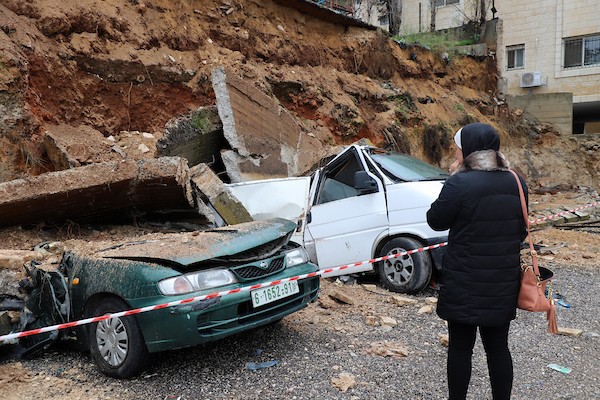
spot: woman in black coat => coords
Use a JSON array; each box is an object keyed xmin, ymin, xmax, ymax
[{"xmin": 427, "ymin": 123, "xmax": 527, "ymax": 400}]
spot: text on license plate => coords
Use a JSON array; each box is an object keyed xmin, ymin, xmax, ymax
[{"xmin": 251, "ymin": 281, "xmax": 299, "ymax": 308}]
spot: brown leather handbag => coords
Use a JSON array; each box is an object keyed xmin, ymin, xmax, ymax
[{"xmin": 509, "ymin": 170, "xmax": 558, "ymax": 334}]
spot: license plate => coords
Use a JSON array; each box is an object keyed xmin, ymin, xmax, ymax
[{"xmin": 251, "ymin": 281, "xmax": 299, "ymax": 308}]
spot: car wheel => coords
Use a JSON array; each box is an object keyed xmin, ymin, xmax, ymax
[
  {"xmin": 89, "ymin": 297, "xmax": 151, "ymax": 378},
  {"xmin": 377, "ymin": 237, "xmax": 432, "ymax": 294}
]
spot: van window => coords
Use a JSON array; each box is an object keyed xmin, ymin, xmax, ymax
[{"xmin": 316, "ymin": 151, "xmax": 362, "ymax": 204}]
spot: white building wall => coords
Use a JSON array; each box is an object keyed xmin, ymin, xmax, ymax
[
  {"xmin": 400, "ymin": 1, "xmax": 487, "ymax": 34},
  {"xmin": 498, "ymin": 0, "xmax": 600, "ymax": 102}
]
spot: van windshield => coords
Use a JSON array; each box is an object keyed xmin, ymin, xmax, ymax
[{"xmin": 369, "ymin": 151, "xmax": 449, "ymax": 182}]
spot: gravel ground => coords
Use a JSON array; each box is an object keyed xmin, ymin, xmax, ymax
[{"xmin": 1, "ymin": 262, "xmax": 598, "ymax": 400}]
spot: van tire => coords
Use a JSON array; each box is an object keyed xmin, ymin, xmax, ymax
[{"xmin": 376, "ymin": 237, "xmax": 432, "ymax": 294}]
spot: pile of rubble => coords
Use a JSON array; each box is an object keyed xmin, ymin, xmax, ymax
[{"xmin": 0, "ymin": 67, "xmax": 337, "ymax": 339}]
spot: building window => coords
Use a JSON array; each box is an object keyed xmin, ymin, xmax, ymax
[
  {"xmin": 506, "ymin": 45, "xmax": 525, "ymax": 70},
  {"xmin": 564, "ymin": 34, "xmax": 600, "ymax": 68},
  {"xmin": 435, "ymin": 0, "xmax": 459, "ymax": 6}
]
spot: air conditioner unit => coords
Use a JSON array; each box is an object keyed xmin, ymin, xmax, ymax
[{"xmin": 520, "ymin": 72, "xmax": 543, "ymax": 88}]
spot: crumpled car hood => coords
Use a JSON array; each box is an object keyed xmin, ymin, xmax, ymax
[{"xmin": 95, "ymin": 218, "xmax": 296, "ymax": 266}]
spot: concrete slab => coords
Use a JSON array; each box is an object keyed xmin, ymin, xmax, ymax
[
  {"xmin": 43, "ymin": 124, "xmax": 120, "ymax": 170},
  {"xmin": 212, "ymin": 67, "xmax": 303, "ymax": 181},
  {"xmin": 0, "ymin": 157, "xmax": 193, "ymax": 228},
  {"xmin": 156, "ymin": 106, "xmax": 226, "ymax": 168}
]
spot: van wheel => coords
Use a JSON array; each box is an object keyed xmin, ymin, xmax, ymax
[
  {"xmin": 89, "ymin": 297, "xmax": 151, "ymax": 378},
  {"xmin": 377, "ymin": 237, "xmax": 432, "ymax": 294}
]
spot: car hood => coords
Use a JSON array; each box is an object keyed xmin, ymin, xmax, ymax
[{"xmin": 95, "ymin": 218, "xmax": 296, "ymax": 267}]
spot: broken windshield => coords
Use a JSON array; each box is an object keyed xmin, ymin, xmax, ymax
[{"xmin": 369, "ymin": 151, "xmax": 449, "ymax": 182}]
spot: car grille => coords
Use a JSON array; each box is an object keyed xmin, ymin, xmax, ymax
[{"xmin": 229, "ymin": 255, "xmax": 285, "ymax": 281}]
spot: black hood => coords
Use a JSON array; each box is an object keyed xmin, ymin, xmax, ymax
[{"xmin": 460, "ymin": 123, "xmax": 500, "ymax": 159}]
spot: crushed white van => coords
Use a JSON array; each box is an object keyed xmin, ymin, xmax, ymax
[{"xmin": 226, "ymin": 144, "xmax": 449, "ymax": 294}]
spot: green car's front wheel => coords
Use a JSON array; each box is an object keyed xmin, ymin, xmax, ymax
[{"xmin": 89, "ymin": 297, "xmax": 151, "ymax": 378}]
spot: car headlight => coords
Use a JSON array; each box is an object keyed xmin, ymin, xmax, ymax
[
  {"xmin": 158, "ymin": 269, "xmax": 238, "ymax": 295},
  {"xmin": 284, "ymin": 246, "xmax": 309, "ymax": 268}
]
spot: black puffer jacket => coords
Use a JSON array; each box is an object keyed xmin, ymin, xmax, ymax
[{"xmin": 427, "ymin": 125, "xmax": 528, "ymax": 326}]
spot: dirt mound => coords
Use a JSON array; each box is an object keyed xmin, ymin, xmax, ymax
[{"xmin": 2, "ymin": 0, "xmax": 597, "ymax": 189}]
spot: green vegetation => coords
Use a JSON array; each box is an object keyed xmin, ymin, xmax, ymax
[
  {"xmin": 454, "ymin": 102, "xmax": 465, "ymax": 112},
  {"xmin": 389, "ymin": 91, "xmax": 419, "ymax": 125},
  {"xmin": 190, "ymin": 110, "xmax": 213, "ymax": 133},
  {"xmin": 391, "ymin": 91, "xmax": 417, "ymax": 112},
  {"xmin": 394, "ymin": 32, "xmax": 479, "ymax": 54}
]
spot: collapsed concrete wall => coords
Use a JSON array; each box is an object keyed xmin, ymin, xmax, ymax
[
  {"xmin": 211, "ymin": 67, "xmax": 324, "ymax": 182},
  {"xmin": 189, "ymin": 163, "xmax": 253, "ymax": 226},
  {"xmin": 0, "ymin": 157, "xmax": 193, "ymax": 228},
  {"xmin": 156, "ymin": 106, "xmax": 227, "ymax": 168}
]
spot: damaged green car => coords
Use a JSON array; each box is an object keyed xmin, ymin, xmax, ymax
[{"xmin": 22, "ymin": 218, "xmax": 320, "ymax": 378}]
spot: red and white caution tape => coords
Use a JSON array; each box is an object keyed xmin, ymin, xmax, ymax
[
  {"xmin": 0, "ymin": 242, "xmax": 447, "ymax": 343},
  {"xmin": 1, "ymin": 201, "xmax": 598, "ymax": 343},
  {"xmin": 529, "ymin": 201, "xmax": 600, "ymax": 225}
]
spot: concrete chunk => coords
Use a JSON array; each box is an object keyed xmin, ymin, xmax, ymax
[
  {"xmin": 189, "ymin": 163, "xmax": 252, "ymax": 226},
  {"xmin": 212, "ymin": 67, "xmax": 301, "ymax": 181},
  {"xmin": 156, "ymin": 106, "xmax": 226, "ymax": 168},
  {"xmin": 557, "ymin": 327, "xmax": 583, "ymax": 337},
  {"xmin": 43, "ymin": 124, "xmax": 118, "ymax": 170},
  {"xmin": 0, "ymin": 157, "xmax": 193, "ymax": 228}
]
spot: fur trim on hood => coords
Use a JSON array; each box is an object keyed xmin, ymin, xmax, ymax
[{"xmin": 452, "ymin": 149, "xmax": 510, "ymax": 175}]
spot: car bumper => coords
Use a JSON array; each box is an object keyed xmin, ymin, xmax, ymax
[{"xmin": 131, "ymin": 263, "xmax": 320, "ymax": 353}]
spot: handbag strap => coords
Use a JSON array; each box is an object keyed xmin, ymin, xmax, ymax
[{"xmin": 508, "ymin": 169, "xmax": 541, "ymax": 277}]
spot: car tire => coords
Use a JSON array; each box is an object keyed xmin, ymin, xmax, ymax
[
  {"xmin": 89, "ymin": 297, "xmax": 151, "ymax": 378},
  {"xmin": 376, "ymin": 237, "xmax": 432, "ymax": 294}
]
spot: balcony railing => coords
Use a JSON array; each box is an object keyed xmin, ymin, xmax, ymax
[{"xmin": 311, "ymin": 0, "xmax": 354, "ymax": 16}]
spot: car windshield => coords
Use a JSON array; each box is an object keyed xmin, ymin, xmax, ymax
[{"xmin": 368, "ymin": 150, "xmax": 449, "ymax": 182}]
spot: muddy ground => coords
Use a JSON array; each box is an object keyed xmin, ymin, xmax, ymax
[{"xmin": 0, "ymin": 190, "xmax": 598, "ymax": 400}]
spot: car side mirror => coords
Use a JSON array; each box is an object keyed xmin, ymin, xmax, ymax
[{"xmin": 353, "ymin": 171, "xmax": 378, "ymax": 195}]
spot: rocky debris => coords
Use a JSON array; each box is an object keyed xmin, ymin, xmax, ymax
[
  {"xmin": 557, "ymin": 327, "xmax": 583, "ymax": 337},
  {"xmin": 317, "ymin": 295, "xmax": 338, "ymax": 309},
  {"xmin": 365, "ymin": 341, "xmax": 409, "ymax": 358},
  {"xmin": 43, "ymin": 124, "xmax": 118, "ymax": 169},
  {"xmin": 331, "ymin": 372, "xmax": 356, "ymax": 392},
  {"xmin": 0, "ymin": 157, "xmax": 193, "ymax": 228},
  {"xmin": 424, "ymin": 296, "xmax": 438, "ymax": 305},
  {"xmin": 109, "ymin": 130, "xmax": 161, "ymax": 160},
  {"xmin": 388, "ymin": 295, "xmax": 418, "ymax": 306},
  {"xmin": 43, "ymin": 124, "xmax": 162, "ymax": 171},
  {"xmin": 365, "ymin": 315, "xmax": 398, "ymax": 328},
  {"xmin": 417, "ymin": 304, "xmax": 434, "ymax": 314},
  {"xmin": 0, "ymin": 311, "xmax": 19, "ymax": 335},
  {"xmin": 439, "ymin": 334, "xmax": 449, "ymax": 347},
  {"xmin": 379, "ymin": 316, "xmax": 398, "ymax": 327},
  {"xmin": 328, "ymin": 289, "xmax": 354, "ymax": 305}
]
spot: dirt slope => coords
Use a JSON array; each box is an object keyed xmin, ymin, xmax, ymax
[{"xmin": 1, "ymin": 0, "xmax": 597, "ymax": 189}]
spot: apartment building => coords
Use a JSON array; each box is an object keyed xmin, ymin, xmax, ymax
[{"xmin": 354, "ymin": 0, "xmax": 600, "ymax": 134}]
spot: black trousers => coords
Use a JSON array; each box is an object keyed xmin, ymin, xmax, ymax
[{"xmin": 447, "ymin": 321, "xmax": 513, "ymax": 400}]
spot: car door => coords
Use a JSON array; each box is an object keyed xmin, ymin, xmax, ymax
[{"xmin": 304, "ymin": 147, "xmax": 389, "ymax": 275}]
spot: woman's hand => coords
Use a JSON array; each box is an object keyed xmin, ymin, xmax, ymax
[{"xmin": 449, "ymin": 158, "xmax": 461, "ymax": 174}]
